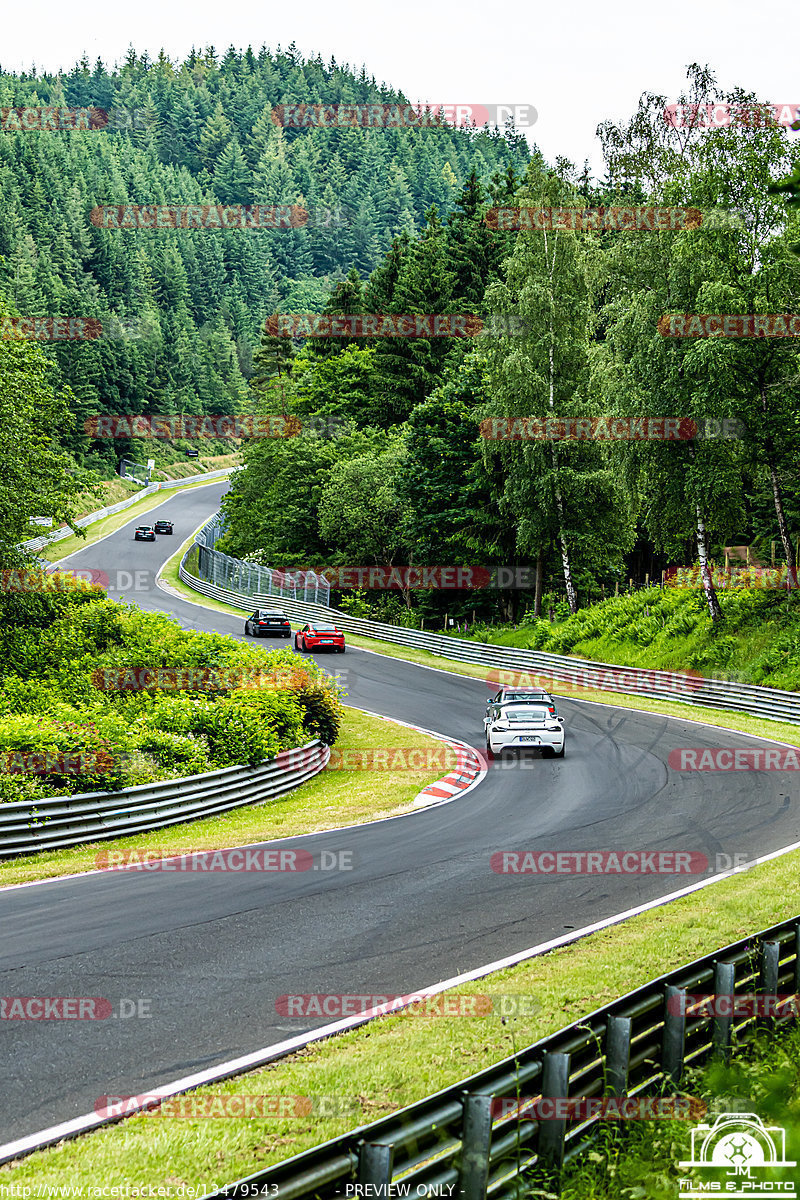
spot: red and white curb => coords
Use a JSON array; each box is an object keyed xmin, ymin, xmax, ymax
[
  {"xmin": 413, "ymin": 738, "xmax": 485, "ymax": 805},
  {"xmin": 347, "ymin": 706, "xmax": 486, "ymax": 808}
]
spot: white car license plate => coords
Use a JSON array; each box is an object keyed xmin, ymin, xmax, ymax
[{"xmin": 519, "ymin": 735, "xmax": 540, "ymax": 742}]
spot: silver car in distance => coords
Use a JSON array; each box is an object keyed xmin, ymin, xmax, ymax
[{"xmin": 484, "ymin": 702, "xmax": 565, "ymax": 760}]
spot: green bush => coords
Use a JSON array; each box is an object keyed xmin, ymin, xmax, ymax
[
  {"xmin": 0, "ymin": 772, "xmax": 50, "ymax": 804},
  {"xmin": 0, "ymin": 575, "xmax": 345, "ymax": 797},
  {"xmin": 197, "ymin": 695, "xmax": 282, "ymax": 766},
  {"xmin": 465, "ymin": 582, "xmax": 800, "ymax": 689},
  {"xmin": 0, "ymin": 713, "xmax": 128, "ymax": 796},
  {"xmin": 135, "ymin": 730, "xmax": 212, "ymax": 777},
  {"xmin": 293, "ymin": 681, "xmax": 344, "ymax": 745}
]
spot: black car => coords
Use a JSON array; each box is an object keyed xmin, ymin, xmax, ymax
[
  {"xmin": 134, "ymin": 526, "xmax": 156, "ymax": 542},
  {"xmin": 154, "ymin": 520, "xmax": 173, "ymax": 534},
  {"xmin": 485, "ymin": 687, "xmax": 558, "ymax": 722},
  {"xmin": 244, "ymin": 610, "xmax": 292, "ymax": 638}
]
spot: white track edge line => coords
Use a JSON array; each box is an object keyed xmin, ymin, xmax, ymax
[{"xmin": 4, "ymin": 833, "xmax": 800, "ymax": 1166}]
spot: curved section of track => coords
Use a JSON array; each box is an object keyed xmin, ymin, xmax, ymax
[{"xmin": 2, "ymin": 481, "xmax": 798, "ymax": 1146}]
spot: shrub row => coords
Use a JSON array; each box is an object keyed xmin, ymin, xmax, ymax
[{"xmin": 0, "ymin": 574, "xmax": 343, "ymax": 802}]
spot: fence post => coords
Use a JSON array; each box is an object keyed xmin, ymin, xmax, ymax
[
  {"xmin": 538, "ymin": 1051, "xmax": 570, "ymax": 1171},
  {"xmin": 760, "ymin": 941, "xmax": 781, "ymax": 1029},
  {"xmin": 358, "ymin": 1142, "xmax": 393, "ymax": 1188},
  {"xmin": 457, "ymin": 1093, "xmax": 493, "ymax": 1200},
  {"xmin": 662, "ymin": 986, "xmax": 686, "ymax": 1086},
  {"xmin": 794, "ymin": 923, "xmax": 800, "ymax": 993},
  {"xmin": 712, "ymin": 962, "xmax": 736, "ymax": 1061},
  {"xmin": 605, "ymin": 1016, "xmax": 632, "ymax": 1096}
]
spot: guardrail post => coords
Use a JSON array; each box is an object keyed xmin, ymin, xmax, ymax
[
  {"xmin": 457, "ymin": 1093, "xmax": 493, "ymax": 1200},
  {"xmin": 605, "ymin": 1016, "xmax": 631, "ymax": 1096},
  {"xmin": 662, "ymin": 986, "xmax": 686, "ymax": 1086},
  {"xmin": 359, "ymin": 1141, "xmax": 394, "ymax": 1188},
  {"xmin": 760, "ymin": 940, "xmax": 781, "ymax": 1029},
  {"xmin": 538, "ymin": 1052, "xmax": 570, "ymax": 1172},
  {"xmin": 712, "ymin": 962, "xmax": 735, "ymax": 1061}
]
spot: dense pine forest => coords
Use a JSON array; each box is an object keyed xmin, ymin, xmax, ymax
[
  {"xmin": 3, "ymin": 53, "xmax": 800, "ymax": 633},
  {"xmin": 0, "ymin": 44, "xmax": 529, "ymax": 471}
]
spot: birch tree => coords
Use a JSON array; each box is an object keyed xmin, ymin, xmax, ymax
[{"xmin": 483, "ymin": 165, "xmax": 634, "ymax": 614}]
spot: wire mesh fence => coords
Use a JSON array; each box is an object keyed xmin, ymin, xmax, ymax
[
  {"xmin": 118, "ymin": 457, "xmax": 150, "ymax": 485},
  {"xmin": 195, "ymin": 517, "xmax": 330, "ymax": 605}
]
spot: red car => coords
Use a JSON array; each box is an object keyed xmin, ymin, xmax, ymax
[{"xmin": 294, "ymin": 622, "xmax": 345, "ymax": 654}]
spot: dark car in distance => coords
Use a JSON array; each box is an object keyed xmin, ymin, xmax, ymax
[
  {"xmin": 485, "ymin": 687, "xmax": 558, "ymax": 722},
  {"xmin": 154, "ymin": 520, "xmax": 173, "ymax": 534},
  {"xmin": 244, "ymin": 610, "xmax": 292, "ymax": 638},
  {"xmin": 134, "ymin": 526, "xmax": 156, "ymax": 542}
]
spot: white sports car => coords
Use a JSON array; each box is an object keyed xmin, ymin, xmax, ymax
[{"xmin": 484, "ymin": 703, "xmax": 565, "ymax": 760}]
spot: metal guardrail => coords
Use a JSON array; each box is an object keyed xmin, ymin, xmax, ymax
[
  {"xmin": 0, "ymin": 741, "xmax": 327, "ymax": 858},
  {"xmin": 180, "ymin": 526, "xmax": 800, "ymax": 727},
  {"xmin": 21, "ymin": 467, "xmax": 235, "ymax": 554},
  {"xmin": 210, "ymin": 914, "xmax": 800, "ymax": 1199}
]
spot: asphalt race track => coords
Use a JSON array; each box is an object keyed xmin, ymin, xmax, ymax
[{"xmin": 2, "ymin": 481, "xmax": 799, "ymax": 1146}]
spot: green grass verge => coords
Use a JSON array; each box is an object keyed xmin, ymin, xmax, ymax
[
  {"xmin": 151, "ymin": 454, "xmax": 241, "ymax": 482},
  {"xmin": 41, "ymin": 474, "xmax": 234, "ymax": 564},
  {"xmin": 472, "ymin": 585, "xmax": 800, "ymax": 692},
  {"xmin": 3, "ymin": 846, "xmax": 800, "ymax": 1190},
  {"xmin": 0, "ymin": 706, "xmax": 453, "ymax": 888}
]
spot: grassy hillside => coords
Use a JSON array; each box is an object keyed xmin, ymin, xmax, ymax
[{"xmin": 471, "ymin": 586, "xmax": 800, "ymax": 690}]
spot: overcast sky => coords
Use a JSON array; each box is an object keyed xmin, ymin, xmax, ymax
[{"xmin": 4, "ymin": 0, "xmax": 798, "ymax": 175}]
